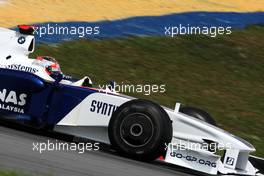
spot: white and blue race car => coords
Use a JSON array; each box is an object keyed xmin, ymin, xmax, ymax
[{"xmin": 0, "ymin": 25, "xmax": 262, "ymax": 175}]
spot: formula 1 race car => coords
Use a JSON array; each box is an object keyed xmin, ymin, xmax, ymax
[{"xmin": 0, "ymin": 25, "xmax": 262, "ymax": 175}]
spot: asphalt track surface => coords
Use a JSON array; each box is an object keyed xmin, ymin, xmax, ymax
[
  {"xmin": 1, "ymin": 123, "xmax": 263, "ymax": 176},
  {"xmin": 0, "ymin": 124, "xmax": 210, "ymax": 176}
]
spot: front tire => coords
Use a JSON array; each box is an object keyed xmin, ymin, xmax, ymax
[
  {"xmin": 180, "ymin": 107, "xmax": 217, "ymax": 126},
  {"xmin": 108, "ymin": 99, "xmax": 172, "ymax": 161}
]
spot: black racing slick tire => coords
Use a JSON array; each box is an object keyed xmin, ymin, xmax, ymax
[
  {"xmin": 179, "ymin": 106, "xmax": 217, "ymax": 126},
  {"xmin": 108, "ymin": 99, "xmax": 172, "ymax": 161}
]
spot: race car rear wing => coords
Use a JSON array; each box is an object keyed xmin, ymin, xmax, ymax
[{"xmin": 18, "ymin": 25, "xmax": 35, "ymax": 35}]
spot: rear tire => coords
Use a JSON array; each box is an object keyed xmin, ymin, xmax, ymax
[
  {"xmin": 108, "ymin": 99, "xmax": 172, "ymax": 161},
  {"xmin": 179, "ymin": 107, "xmax": 217, "ymax": 126}
]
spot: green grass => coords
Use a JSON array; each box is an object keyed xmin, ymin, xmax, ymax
[
  {"xmin": 0, "ymin": 170, "xmax": 51, "ymax": 176},
  {"xmin": 0, "ymin": 171, "xmax": 26, "ymax": 176},
  {"xmin": 31, "ymin": 25, "xmax": 264, "ymax": 157}
]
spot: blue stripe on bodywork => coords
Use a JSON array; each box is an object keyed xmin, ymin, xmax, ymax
[
  {"xmin": 45, "ymin": 84, "xmax": 98, "ymax": 125},
  {"xmin": 0, "ymin": 68, "xmax": 98, "ymax": 126}
]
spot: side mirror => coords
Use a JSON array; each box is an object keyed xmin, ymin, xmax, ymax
[
  {"xmin": 54, "ymin": 73, "xmax": 63, "ymax": 84},
  {"xmin": 108, "ymin": 80, "xmax": 117, "ymax": 92}
]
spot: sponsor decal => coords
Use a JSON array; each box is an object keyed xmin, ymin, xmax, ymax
[
  {"xmin": 90, "ymin": 100, "xmax": 118, "ymax": 116},
  {"xmin": 1, "ymin": 64, "xmax": 38, "ymax": 73},
  {"xmin": 170, "ymin": 152, "xmax": 217, "ymax": 168},
  {"xmin": 17, "ymin": 36, "xmax": 26, "ymax": 44},
  {"xmin": 0, "ymin": 89, "xmax": 28, "ymax": 114},
  {"xmin": 226, "ymin": 157, "xmax": 235, "ymax": 166}
]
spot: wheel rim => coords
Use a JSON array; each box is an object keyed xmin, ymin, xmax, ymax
[{"xmin": 119, "ymin": 112, "xmax": 154, "ymax": 148}]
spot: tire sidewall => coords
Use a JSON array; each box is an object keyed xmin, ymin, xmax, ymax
[{"xmin": 108, "ymin": 99, "xmax": 172, "ymax": 161}]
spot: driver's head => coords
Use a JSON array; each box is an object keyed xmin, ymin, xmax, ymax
[{"xmin": 36, "ymin": 56, "xmax": 62, "ymax": 79}]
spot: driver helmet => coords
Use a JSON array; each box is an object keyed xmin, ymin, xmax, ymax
[{"xmin": 36, "ymin": 56, "xmax": 62, "ymax": 79}]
